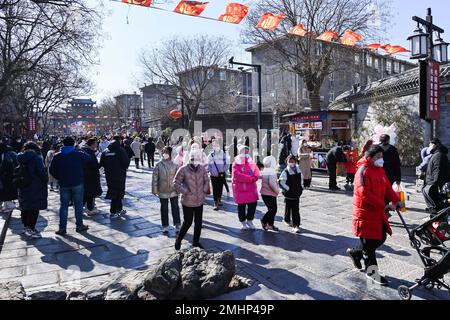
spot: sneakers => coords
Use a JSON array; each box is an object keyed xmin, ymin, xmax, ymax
[
  {"xmin": 86, "ymin": 209, "xmax": 99, "ymax": 216},
  {"xmin": 241, "ymin": 222, "xmax": 249, "ymax": 230},
  {"xmin": 55, "ymin": 229, "xmax": 67, "ymax": 236},
  {"xmin": 23, "ymin": 227, "xmax": 33, "ymax": 237},
  {"xmin": 292, "ymin": 227, "xmax": 301, "ymax": 234},
  {"xmin": 284, "ymin": 221, "xmax": 293, "ymax": 227},
  {"xmin": 366, "ymin": 269, "xmax": 388, "ymax": 286},
  {"xmin": 162, "ymin": 226, "xmax": 169, "ymax": 234},
  {"xmin": 346, "ymin": 248, "xmax": 363, "ymax": 270},
  {"xmin": 261, "ymin": 220, "xmax": 268, "ymax": 231},
  {"xmin": 76, "ymin": 225, "xmax": 89, "ymax": 233},
  {"xmin": 246, "ymin": 220, "xmax": 256, "ymax": 230},
  {"xmin": 267, "ymin": 225, "xmax": 279, "ymax": 232},
  {"xmin": 110, "ymin": 212, "xmax": 121, "ymax": 219},
  {"xmin": 119, "ymin": 210, "xmax": 127, "ymax": 215}
]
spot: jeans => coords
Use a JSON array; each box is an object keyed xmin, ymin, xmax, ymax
[
  {"xmin": 160, "ymin": 197, "xmax": 181, "ymax": 227},
  {"xmin": 261, "ymin": 195, "xmax": 277, "ymax": 226},
  {"xmin": 176, "ymin": 205, "xmax": 203, "ymax": 245},
  {"xmin": 59, "ymin": 184, "xmax": 84, "ymax": 230},
  {"xmin": 238, "ymin": 202, "xmax": 257, "ymax": 222},
  {"xmin": 21, "ymin": 209, "xmax": 39, "ymax": 229},
  {"xmin": 111, "ymin": 198, "xmax": 123, "ymax": 214},
  {"xmin": 211, "ymin": 176, "xmax": 225, "ymax": 202},
  {"xmin": 284, "ymin": 198, "xmax": 300, "ymax": 227}
]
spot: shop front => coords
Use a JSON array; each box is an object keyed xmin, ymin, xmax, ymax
[{"xmin": 283, "ymin": 111, "xmax": 353, "ymax": 171}]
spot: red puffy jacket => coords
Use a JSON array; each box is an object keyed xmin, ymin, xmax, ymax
[{"xmin": 352, "ymin": 157, "xmax": 400, "ymax": 241}]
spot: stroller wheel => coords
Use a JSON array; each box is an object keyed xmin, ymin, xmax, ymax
[
  {"xmin": 398, "ymin": 285, "xmax": 412, "ymax": 301},
  {"xmin": 425, "ymin": 282, "xmax": 435, "ymax": 290}
]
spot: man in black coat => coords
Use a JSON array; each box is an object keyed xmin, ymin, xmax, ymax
[
  {"xmin": 100, "ymin": 136, "xmax": 130, "ymax": 219},
  {"xmin": 379, "ymin": 134, "xmax": 402, "ymax": 186},
  {"xmin": 81, "ymin": 138, "xmax": 102, "ymax": 216},
  {"xmin": 326, "ymin": 144, "xmax": 346, "ymax": 190},
  {"xmin": 423, "ymin": 138, "xmax": 450, "ymax": 216},
  {"xmin": 144, "ymin": 138, "xmax": 156, "ymax": 168},
  {"xmin": 0, "ymin": 143, "xmax": 18, "ymax": 212}
]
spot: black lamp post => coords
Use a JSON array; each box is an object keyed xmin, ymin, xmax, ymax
[
  {"xmin": 408, "ymin": 8, "xmax": 447, "ymax": 139},
  {"xmin": 228, "ymin": 56, "xmax": 262, "ymax": 148}
]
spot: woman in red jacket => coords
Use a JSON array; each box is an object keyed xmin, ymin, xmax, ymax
[{"xmin": 347, "ymin": 145, "xmax": 403, "ymax": 286}]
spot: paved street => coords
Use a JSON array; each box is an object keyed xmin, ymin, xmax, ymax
[{"xmin": 0, "ymin": 163, "xmax": 449, "ymax": 300}]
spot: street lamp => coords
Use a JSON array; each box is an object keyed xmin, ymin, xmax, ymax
[
  {"xmin": 407, "ymin": 25, "xmax": 429, "ymax": 59},
  {"xmin": 228, "ymin": 56, "xmax": 262, "ymax": 149},
  {"xmin": 433, "ymin": 34, "xmax": 449, "ymax": 63}
]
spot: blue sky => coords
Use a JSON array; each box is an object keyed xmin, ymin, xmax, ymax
[{"xmin": 88, "ymin": 0, "xmax": 450, "ymax": 102}]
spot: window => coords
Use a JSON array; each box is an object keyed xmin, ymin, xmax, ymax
[
  {"xmin": 355, "ymin": 54, "xmax": 360, "ymax": 65},
  {"xmin": 329, "ymin": 73, "xmax": 334, "ymax": 88},
  {"xmin": 219, "ymin": 70, "xmax": 226, "ymax": 81},
  {"xmin": 316, "ymin": 42, "xmax": 323, "ymax": 56},
  {"xmin": 386, "ymin": 60, "xmax": 392, "ymax": 74},
  {"xmin": 394, "ymin": 61, "xmax": 400, "ymax": 73},
  {"xmin": 355, "ymin": 72, "xmax": 361, "ymax": 84},
  {"xmin": 207, "ymin": 69, "xmax": 215, "ymax": 79},
  {"xmin": 302, "ymin": 88, "xmax": 309, "ymax": 100},
  {"xmin": 401, "ymin": 64, "xmax": 405, "ymax": 73},
  {"xmin": 374, "ymin": 58, "xmax": 379, "ymax": 70},
  {"xmin": 329, "ymin": 91, "xmax": 335, "ymax": 102},
  {"xmin": 366, "ymin": 54, "xmax": 372, "ymax": 67}
]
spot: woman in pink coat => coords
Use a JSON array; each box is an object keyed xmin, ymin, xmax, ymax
[{"xmin": 232, "ymin": 145, "xmax": 260, "ymax": 230}]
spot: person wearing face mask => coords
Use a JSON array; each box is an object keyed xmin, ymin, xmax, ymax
[
  {"xmin": 152, "ymin": 147, "xmax": 181, "ymax": 234},
  {"xmin": 208, "ymin": 141, "xmax": 228, "ymax": 211},
  {"xmin": 173, "ymin": 149, "xmax": 210, "ymax": 250},
  {"xmin": 379, "ymin": 134, "xmax": 402, "ymax": 187},
  {"xmin": 298, "ymin": 139, "xmax": 312, "ymax": 189},
  {"xmin": 347, "ymin": 145, "xmax": 403, "ymax": 286},
  {"xmin": 232, "ymin": 145, "xmax": 260, "ymax": 230},
  {"xmin": 279, "ymin": 155, "xmax": 303, "ymax": 234},
  {"xmin": 260, "ymin": 156, "xmax": 280, "ymax": 231},
  {"xmin": 423, "ymin": 138, "xmax": 450, "ymax": 217}
]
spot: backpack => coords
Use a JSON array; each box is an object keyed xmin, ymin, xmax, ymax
[{"xmin": 12, "ymin": 163, "xmax": 32, "ymax": 189}]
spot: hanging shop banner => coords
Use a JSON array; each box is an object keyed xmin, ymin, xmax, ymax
[
  {"xmin": 174, "ymin": 1, "xmax": 208, "ymax": 16},
  {"xmin": 295, "ymin": 122, "xmax": 322, "ymax": 130},
  {"xmin": 289, "ymin": 112, "xmax": 327, "ymax": 123},
  {"xmin": 256, "ymin": 13, "xmax": 286, "ymax": 30},
  {"xmin": 331, "ymin": 120, "xmax": 349, "ymax": 129}
]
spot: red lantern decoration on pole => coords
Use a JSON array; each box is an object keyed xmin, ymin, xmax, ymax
[{"xmin": 169, "ymin": 110, "xmax": 183, "ymax": 121}]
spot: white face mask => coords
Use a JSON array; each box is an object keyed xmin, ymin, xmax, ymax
[
  {"xmin": 163, "ymin": 154, "xmax": 170, "ymax": 160},
  {"xmin": 289, "ymin": 163, "xmax": 296, "ymax": 168},
  {"xmin": 373, "ymin": 158, "xmax": 384, "ymax": 168}
]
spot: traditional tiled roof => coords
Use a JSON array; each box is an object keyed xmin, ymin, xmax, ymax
[{"xmin": 330, "ymin": 63, "xmax": 450, "ymax": 110}]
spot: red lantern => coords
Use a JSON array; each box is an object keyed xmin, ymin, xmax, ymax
[{"xmin": 169, "ymin": 110, "xmax": 182, "ymax": 120}]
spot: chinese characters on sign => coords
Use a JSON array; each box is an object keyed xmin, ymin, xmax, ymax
[
  {"xmin": 28, "ymin": 117, "xmax": 36, "ymax": 132},
  {"xmin": 428, "ymin": 60, "xmax": 440, "ymax": 120}
]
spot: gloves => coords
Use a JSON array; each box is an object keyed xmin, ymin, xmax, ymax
[
  {"xmin": 395, "ymin": 201, "xmax": 404, "ymax": 209},
  {"xmin": 385, "ymin": 204, "xmax": 396, "ymax": 211}
]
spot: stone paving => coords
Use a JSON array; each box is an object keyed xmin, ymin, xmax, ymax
[{"xmin": 0, "ymin": 162, "xmax": 449, "ymax": 300}]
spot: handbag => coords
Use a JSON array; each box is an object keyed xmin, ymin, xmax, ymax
[{"xmin": 213, "ymin": 153, "xmax": 226, "ymax": 179}]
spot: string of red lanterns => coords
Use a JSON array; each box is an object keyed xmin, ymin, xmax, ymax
[{"xmin": 113, "ymin": 1, "xmax": 408, "ymax": 55}]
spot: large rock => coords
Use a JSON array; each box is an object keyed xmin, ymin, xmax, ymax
[
  {"xmin": 144, "ymin": 248, "xmax": 235, "ymax": 300},
  {"xmin": 0, "ymin": 281, "xmax": 26, "ymax": 300},
  {"xmin": 104, "ymin": 271, "xmax": 146, "ymax": 300}
]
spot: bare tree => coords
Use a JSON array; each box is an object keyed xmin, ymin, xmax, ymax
[
  {"xmin": 139, "ymin": 35, "xmax": 234, "ymax": 132},
  {"xmin": 242, "ymin": 0, "xmax": 392, "ymax": 111},
  {"xmin": 0, "ymin": 0, "xmax": 103, "ymax": 135},
  {"xmin": 96, "ymin": 94, "xmax": 129, "ymax": 132}
]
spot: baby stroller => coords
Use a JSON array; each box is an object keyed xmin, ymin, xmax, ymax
[{"xmin": 396, "ymin": 204, "xmax": 450, "ymax": 300}]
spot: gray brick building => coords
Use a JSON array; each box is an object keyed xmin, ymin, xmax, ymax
[{"xmin": 246, "ymin": 40, "xmax": 416, "ymax": 112}]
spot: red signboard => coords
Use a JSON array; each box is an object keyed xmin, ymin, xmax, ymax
[
  {"xmin": 427, "ymin": 60, "xmax": 440, "ymax": 120},
  {"xmin": 28, "ymin": 117, "xmax": 36, "ymax": 132},
  {"xmin": 289, "ymin": 112, "xmax": 327, "ymax": 123}
]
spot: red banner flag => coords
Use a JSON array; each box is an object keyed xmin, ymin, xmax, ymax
[
  {"xmin": 364, "ymin": 43, "xmax": 381, "ymax": 52},
  {"xmin": 289, "ymin": 24, "xmax": 308, "ymax": 36},
  {"xmin": 381, "ymin": 44, "xmax": 409, "ymax": 55},
  {"xmin": 316, "ymin": 30, "xmax": 339, "ymax": 42},
  {"xmin": 340, "ymin": 30, "xmax": 362, "ymax": 46},
  {"xmin": 121, "ymin": 0, "xmax": 152, "ymax": 7},
  {"xmin": 218, "ymin": 3, "xmax": 248, "ymax": 24},
  {"xmin": 174, "ymin": 1, "xmax": 208, "ymax": 16},
  {"xmin": 256, "ymin": 13, "xmax": 286, "ymax": 30}
]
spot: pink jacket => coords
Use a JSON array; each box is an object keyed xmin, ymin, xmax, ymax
[{"xmin": 232, "ymin": 155, "xmax": 260, "ymax": 204}]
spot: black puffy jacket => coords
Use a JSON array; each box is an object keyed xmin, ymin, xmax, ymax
[
  {"xmin": 426, "ymin": 145, "xmax": 450, "ymax": 188},
  {"xmin": 100, "ymin": 141, "xmax": 129, "ymax": 200}
]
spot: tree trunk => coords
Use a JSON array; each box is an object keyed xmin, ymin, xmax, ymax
[{"xmin": 308, "ymin": 90, "xmax": 321, "ymax": 112}]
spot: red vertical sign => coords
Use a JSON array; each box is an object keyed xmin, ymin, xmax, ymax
[
  {"xmin": 427, "ymin": 60, "xmax": 440, "ymax": 120},
  {"xmin": 28, "ymin": 117, "xmax": 36, "ymax": 132}
]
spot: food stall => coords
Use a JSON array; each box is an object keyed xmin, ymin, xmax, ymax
[{"xmin": 283, "ymin": 111, "xmax": 354, "ymax": 171}]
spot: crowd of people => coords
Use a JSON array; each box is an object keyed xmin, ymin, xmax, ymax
[{"xmin": 0, "ymin": 131, "xmax": 449, "ymax": 287}]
